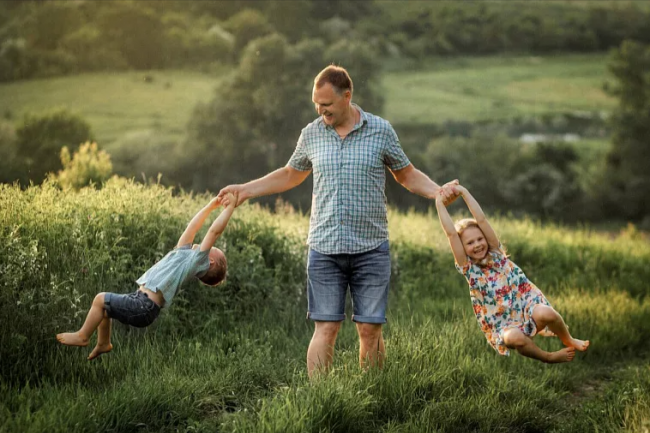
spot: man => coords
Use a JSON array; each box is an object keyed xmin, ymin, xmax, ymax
[{"xmin": 217, "ymin": 65, "xmax": 457, "ymax": 377}]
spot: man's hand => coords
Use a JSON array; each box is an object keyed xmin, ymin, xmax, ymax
[
  {"xmin": 217, "ymin": 185, "xmax": 247, "ymax": 207},
  {"xmin": 221, "ymin": 191, "xmax": 238, "ymax": 209},
  {"xmin": 440, "ymin": 179, "xmax": 461, "ymax": 206}
]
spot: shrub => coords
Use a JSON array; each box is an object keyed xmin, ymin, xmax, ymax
[{"xmin": 52, "ymin": 142, "xmax": 113, "ymax": 190}]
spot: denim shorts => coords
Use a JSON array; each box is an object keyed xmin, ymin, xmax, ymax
[
  {"xmin": 104, "ymin": 290, "xmax": 161, "ymax": 328},
  {"xmin": 306, "ymin": 240, "xmax": 391, "ymax": 324}
]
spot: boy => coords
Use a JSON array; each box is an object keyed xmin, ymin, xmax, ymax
[{"xmin": 56, "ymin": 192, "xmax": 238, "ymax": 360}]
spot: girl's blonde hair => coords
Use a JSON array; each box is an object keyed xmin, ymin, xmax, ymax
[{"xmin": 454, "ymin": 218, "xmax": 507, "ymax": 266}]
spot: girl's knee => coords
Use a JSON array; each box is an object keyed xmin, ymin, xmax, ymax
[
  {"xmin": 502, "ymin": 328, "xmax": 526, "ymax": 348},
  {"xmin": 534, "ymin": 305, "xmax": 559, "ymax": 324}
]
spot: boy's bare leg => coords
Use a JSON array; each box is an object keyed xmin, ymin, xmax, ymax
[
  {"xmin": 503, "ymin": 327, "xmax": 575, "ymax": 363},
  {"xmin": 532, "ymin": 305, "xmax": 589, "ymax": 351},
  {"xmin": 307, "ymin": 321, "xmax": 341, "ymax": 378},
  {"xmin": 57, "ymin": 293, "xmax": 107, "ymax": 347},
  {"xmin": 356, "ymin": 323, "xmax": 385, "ymax": 370},
  {"xmin": 88, "ymin": 312, "xmax": 113, "ymax": 361}
]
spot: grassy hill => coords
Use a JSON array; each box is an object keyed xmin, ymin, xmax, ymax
[
  {"xmin": 1, "ymin": 181, "xmax": 649, "ymax": 432},
  {"xmin": 0, "ymin": 54, "xmax": 614, "ymax": 152},
  {"xmin": 383, "ymin": 54, "xmax": 614, "ymax": 125}
]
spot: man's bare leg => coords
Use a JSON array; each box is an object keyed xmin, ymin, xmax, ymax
[
  {"xmin": 88, "ymin": 312, "xmax": 113, "ymax": 361},
  {"xmin": 356, "ymin": 323, "xmax": 385, "ymax": 370},
  {"xmin": 503, "ymin": 328, "xmax": 575, "ymax": 363},
  {"xmin": 532, "ymin": 305, "xmax": 589, "ymax": 351},
  {"xmin": 307, "ymin": 321, "xmax": 341, "ymax": 378},
  {"xmin": 57, "ymin": 293, "xmax": 106, "ymax": 347}
]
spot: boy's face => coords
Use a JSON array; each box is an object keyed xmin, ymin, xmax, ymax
[{"xmin": 460, "ymin": 227, "xmax": 489, "ymax": 261}]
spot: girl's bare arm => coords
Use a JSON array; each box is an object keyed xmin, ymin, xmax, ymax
[
  {"xmin": 457, "ymin": 186, "xmax": 500, "ymax": 250},
  {"xmin": 435, "ymin": 193, "xmax": 468, "ymax": 267}
]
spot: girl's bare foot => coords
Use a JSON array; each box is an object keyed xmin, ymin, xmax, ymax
[
  {"xmin": 537, "ymin": 327, "xmax": 556, "ymax": 337},
  {"xmin": 88, "ymin": 343, "xmax": 113, "ymax": 361},
  {"xmin": 568, "ymin": 338, "xmax": 590, "ymax": 351},
  {"xmin": 546, "ymin": 347, "xmax": 575, "ymax": 363},
  {"xmin": 56, "ymin": 332, "xmax": 89, "ymax": 347}
]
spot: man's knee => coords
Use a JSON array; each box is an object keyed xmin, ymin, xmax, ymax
[
  {"xmin": 357, "ymin": 323, "xmax": 382, "ymax": 342},
  {"xmin": 314, "ymin": 321, "xmax": 341, "ymax": 341}
]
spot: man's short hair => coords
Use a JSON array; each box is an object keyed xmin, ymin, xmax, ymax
[
  {"xmin": 199, "ymin": 253, "xmax": 227, "ymax": 286},
  {"xmin": 314, "ymin": 65, "xmax": 353, "ymax": 95}
]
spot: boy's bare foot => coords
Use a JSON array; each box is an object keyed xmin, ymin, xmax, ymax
[
  {"xmin": 88, "ymin": 343, "xmax": 113, "ymax": 361},
  {"xmin": 568, "ymin": 338, "xmax": 590, "ymax": 352},
  {"xmin": 546, "ymin": 347, "xmax": 575, "ymax": 363},
  {"xmin": 56, "ymin": 332, "xmax": 89, "ymax": 347}
]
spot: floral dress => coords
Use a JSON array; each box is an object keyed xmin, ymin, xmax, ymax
[{"xmin": 455, "ymin": 246, "xmax": 551, "ymax": 356}]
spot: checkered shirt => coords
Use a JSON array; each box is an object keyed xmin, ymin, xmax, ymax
[{"xmin": 287, "ymin": 104, "xmax": 410, "ymax": 255}]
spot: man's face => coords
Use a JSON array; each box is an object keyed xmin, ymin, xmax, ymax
[{"xmin": 312, "ymin": 82, "xmax": 351, "ymax": 127}]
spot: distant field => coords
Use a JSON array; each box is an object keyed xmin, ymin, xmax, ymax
[
  {"xmin": 382, "ymin": 54, "xmax": 615, "ymax": 124},
  {"xmin": 0, "ymin": 70, "xmax": 226, "ymax": 148},
  {"xmin": 0, "ymin": 54, "xmax": 615, "ymax": 149}
]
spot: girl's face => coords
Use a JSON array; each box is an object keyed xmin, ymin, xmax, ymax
[{"xmin": 460, "ymin": 226, "xmax": 489, "ymax": 261}]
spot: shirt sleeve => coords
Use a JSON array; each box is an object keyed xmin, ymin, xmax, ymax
[
  {"xmin": 287, "ymin": 131, "xmax": 312, "ymax": 171},
  {"xmin": 382, "ymin": 125, "xmax": 410, "ymax": 171},
  {"xmin": 192, "ymin": 248, "xmax": 211, "ymax": 278}
]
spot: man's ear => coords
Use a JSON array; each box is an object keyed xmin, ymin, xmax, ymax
[{"xmin": 209, "ymin": 257, "xmax": 215, "ymax": 266}]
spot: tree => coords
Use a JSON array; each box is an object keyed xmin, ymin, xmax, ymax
[
  {"xmin": 182, "ymin": 34, "xmax": 384, "ymax": 207},
  {"xmin": 15, "ymin": 109, "xmax": 93, "ymax": 185},
  {"xmin": 601, "ymin": 40, "xmax": 650, "ymax": 221}
]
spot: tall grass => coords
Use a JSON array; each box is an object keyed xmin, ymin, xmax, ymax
[{"xmin": 1, "ymin": 183, "xmax": 649, "ymax": 432}]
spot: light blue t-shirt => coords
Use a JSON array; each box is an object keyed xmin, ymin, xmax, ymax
[{"xmin": 136, "ymin": 244, "xmax": 210, "ymax": 307}]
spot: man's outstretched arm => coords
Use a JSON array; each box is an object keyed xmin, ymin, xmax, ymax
[
  {"xmin": 390, "ymin": 164, "xmax": 459, "ymax": 202},
  {"xmin": 217, "ymin": 166, "xmax": 311, "ymax": 206}
]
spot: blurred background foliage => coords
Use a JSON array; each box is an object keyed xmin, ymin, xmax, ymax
[{"xmin": 1, "ymin": 0, "xmax": 649, "ymax": 226}]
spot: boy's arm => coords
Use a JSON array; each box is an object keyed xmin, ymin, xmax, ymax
[
  {"xmin": 435, "ymin": 193, "xmax": 468, "ymax": 267},
  {"xmin": 177, "ymin": 197, "xmax": 221, "ymax": 248},
  {"xmin": 457, "ymin": 186, "xmax": 500, "ymax": 250},
  {"xmin": 199, "ymin": 193, "xmax": 237, "ymax": 252}
]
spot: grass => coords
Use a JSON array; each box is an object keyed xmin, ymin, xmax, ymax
[
  {"xmin": 0, "ymin": 54, "xmax": 615, "ymax": 151},
  {"xmin": 382, "ymin": 54, "xmax": 615, "ymax": 125},
  {"xmin": 0, "ymin": 69, "xmax": 227, "ymax": 148},
  {"xmin": 1, "ymin": 182, "xmax": 649, "ymax": 432}
]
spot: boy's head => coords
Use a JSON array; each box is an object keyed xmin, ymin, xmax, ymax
[{"xmin": 199, "ymin": 247, "xmax": 227, "ymax": 286}]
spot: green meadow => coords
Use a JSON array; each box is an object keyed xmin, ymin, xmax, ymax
[
  {"xmin": 1, "ymin": 180, "xmax": 649, "ymax": 432},
  {"xmin": 0, "ymin": 54, "xmax": 614, "ymax": 150}
]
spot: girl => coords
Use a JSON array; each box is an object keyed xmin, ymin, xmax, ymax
[{"xmin": 435, "ymin": 183, "xmax": 589, "ymax": 363}]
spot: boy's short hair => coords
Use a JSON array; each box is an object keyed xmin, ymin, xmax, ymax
[{"xmin": 199, "ymin": 253, "xmax": 227, "ymax": 286}]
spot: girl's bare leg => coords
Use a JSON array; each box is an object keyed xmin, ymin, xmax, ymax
[
  {"xmin": 502, "ymin": 327, "xmax": 575, "ymax": 363},
  {"xmin": 56, "ymin": 293, "xmax": 107, "ymax": 347},
  {"xmin": 532, "ymin": 305, "xmax": 589, "ymax": 351},
  {"xmin": 88, "ymin": 312, "xmax": 113, "ymax": 361}
]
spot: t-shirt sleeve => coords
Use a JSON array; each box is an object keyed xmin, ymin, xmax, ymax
[
  {"xmin": 287, "ymin": 131, "xmax": 312, "ymax": 171},
  {"xmin": 382, "ymin": 125, "xmax": 410, "ymax": 171},
  {"xmin": 191, "ymin": 248, "xmax": 211, "ymax": 278}
]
